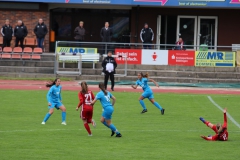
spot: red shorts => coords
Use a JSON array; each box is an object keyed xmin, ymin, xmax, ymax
[{"xmin": 80, "ymin": 105, "xmax": 93, "ymax": 122}]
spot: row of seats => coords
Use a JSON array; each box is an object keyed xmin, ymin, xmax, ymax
[
  {"xmin": 0, "ymin": 37, "xmax": 41, "ymax": 46},
  {"xmin": 0, "ymin": 47, "xmax": 42, "ymax": 60}
]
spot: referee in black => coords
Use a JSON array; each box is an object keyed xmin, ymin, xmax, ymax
[{"xmin": 102, "ymin": 51, "xmax": 117, "ymax": 91}]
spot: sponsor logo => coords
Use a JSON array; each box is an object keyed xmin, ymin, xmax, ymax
[
  {"xmin": 141, "ymin": 50, "xmax": 168, "ymax": 65},
  {"xmin": 195, "ymin": 51, "xmax": 235, "ymax": 67},
  {"xmin": 115, "ymin": 49, "xmax": 142, "ymax": 64},
  {"xmin": 168, "ymin": 50, "xmax": 195, "ymax": 66}
]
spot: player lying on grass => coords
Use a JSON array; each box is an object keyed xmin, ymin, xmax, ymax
[
  {"xmin": 131, "ymin": 72, "xmax": 165, "ymax": 114},
  {"xmin": 76, "ymin": 81, "xmax": 96, "ymax": 136},
  {"xmin": 199, "ymin": 108, "xmax": 228, "ymax": 141},
  {"xmin": 42, "ymin": 78, "xmax": 67, "ymax": 125},
  {"xmin": 91, "ymin": 82, "xmax": 122, "ymax": 137}
]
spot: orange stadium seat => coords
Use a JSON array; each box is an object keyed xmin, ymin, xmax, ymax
[
  {"xmin": 25, "ymin": 38, "xmax": 36, "ymax": 46},
  {"xmin": 0, "ymin": 37, "xmax": 3, "ymax": 45},
  {"xmin": 22, "ymin": 47, "xmax": 32, "ymax": 60},
  {"xmin": 33, "ymin": 47, "xmax": 43, "ymax": 54},
  {"xmin": 2, "ymin": 47, "xmax": 12, "ymax": 59},
  {"xmin": 12, "ymin": 47, "xmax": 22, "ymax": 59},
  {"xmin": 32, "ymin": 48, "xmax": 42, "ymax": 60}
]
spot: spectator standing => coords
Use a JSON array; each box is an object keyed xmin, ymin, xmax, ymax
[
  {"xmin": 100, "ymin": 22, "xmax": 113, "ymax": 54},
  {"xmin": 140, "ymin": 23, "xmax": 154, "ymax": 49},
  {"xmin": 1, "ymin": 19, "xmax": 13, "ymax": 48},
  {"xmin": 14, "ymin": 20, "xmax": 28, "ymax": 49},
  {"xmin": 175, "ymin": 37, "xmax": 185, "ymax": 50},
  {"xmin": 102, "ymin": 51, "xmax": 117, "ymax": 91},
  {"xmin": 34, "ymin": 18, "xmax": 48, "ymax": 50},
  {"xmin": 74, "ymin": 21, "xmax": 85, "ymax": 43}
]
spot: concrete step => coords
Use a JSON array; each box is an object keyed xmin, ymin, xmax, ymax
[
  {"xmin": 40, "ymin": 54, "xmax": 55, "ymax": 61},
  {"xmin": 57, "ymin": 68, "xmax": 240, "ymax": 79},
  {"xmin": 77, "ymin": 75, "xmax": 240, "ymax": 83},
  {"xmin": 61, "ymin": 62, "xmax": 240, "ymax": 72},
  {"xmin": 0, "ymin": 72, "xmax": 78, "ymax": 80},
  {"xmin": 0, "ymin": 60, "xmax": 55, "ymax": 67},
  {"xmin": 0, "ymin": 66, "xmax": 54, "ymax": 73}
]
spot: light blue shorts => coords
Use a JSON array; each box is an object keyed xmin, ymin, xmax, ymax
[
  {"xmin": 142, "ymin": 90, "xmax": 154, "ymax": 100},
  {"xmin": 102, "ymin": 106, "xmax": 114, "ymax": 120},
  {"xmin": 48, "ymin": 101, "xmax": 63, "ymax": 110}
]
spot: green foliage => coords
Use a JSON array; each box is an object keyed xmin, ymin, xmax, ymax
[{"xmin": 0, "ymin": 90, "xmax": 239, "ymax": 160}]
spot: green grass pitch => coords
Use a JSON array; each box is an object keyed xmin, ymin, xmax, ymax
[{"xmin": 0, "ymin": 90, "xmax": 239, "ymax": 160}]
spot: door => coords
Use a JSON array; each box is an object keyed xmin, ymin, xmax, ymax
[
  {"xmin": 197, "ymin": 16, "xmax": 218, "ymax": 50},
  {"xmin": 177, "ymin": 16, "xmax": 197, "ymax": 50},
  {"xmin": 156, "ymin": 15, "xmax": 161, "ymax": 49}
]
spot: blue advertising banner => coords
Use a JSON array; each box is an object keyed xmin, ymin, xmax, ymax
[{"xmin": 3, "ymin": 0, "xmax": 240, "ymax": 8}]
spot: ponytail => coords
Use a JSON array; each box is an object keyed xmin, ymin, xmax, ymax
[
  {"xmin": 46, "ymin": 78, "xmax": 59, "ymax": 88},
  {"xmin": 81, "ymin": 81, "xmax": 88, "ymax": 94},
  {"xmin": 99, "ymin": 82, "xmax": 107, "ymax": 95},
  {"xmin": 140, "ymin": 72, "xmax": 149, "ymax": 78}
]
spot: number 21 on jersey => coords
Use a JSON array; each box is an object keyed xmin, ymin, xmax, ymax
[{"xmin": 85, "ymin": 93, "xmax": 92, "ymax": 104}]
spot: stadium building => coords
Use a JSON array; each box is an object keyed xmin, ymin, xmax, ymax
[{"xmin": 0, "ymin": 0, "xmax": 240, "ymax": 52}]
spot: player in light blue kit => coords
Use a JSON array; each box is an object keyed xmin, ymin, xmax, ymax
[
  {"xmin": 91, "ymin": 82, "xmax": 122, "ymax": 137},
  {"xmin": 41, "ymin": 78, "xmax": 67, "ymax": 125},
  {"xmin": 131, "ymin": 72, "xmax": 165, "ymax": 114}
]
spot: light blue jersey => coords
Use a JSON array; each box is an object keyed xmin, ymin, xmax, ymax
[
  {"xmin": 96, "ymin": 91, "xmax": 113, "ymax": 109},
  {"xmin": 136, "ymin": 78, "xmax": 154, "ymax": 99},
  {"xmin": 136, "ymin": 78, "xmax": 152, "ymax": 92},
  {"xmin": 47, "ymin": 85, "xmax": 62, "ymax": 103}
]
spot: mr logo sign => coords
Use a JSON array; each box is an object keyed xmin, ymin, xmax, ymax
[{"xmin": 195, "ymin": 51, "xmax": 235, "ymax": 67}]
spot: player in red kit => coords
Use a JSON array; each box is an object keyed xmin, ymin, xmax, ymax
[
  {"xmin": 76, "ymin": 81, "xmax": 96, "ymax": 136},
  {"xmin": 199, "ymin": 108, "xmax": 228, "ymax": 141}
]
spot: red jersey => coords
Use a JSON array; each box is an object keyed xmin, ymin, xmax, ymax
[
  {"xmin": 218, "ymin": 112, "xmax": 228, "ymax": 141},
  {"xmin": 77, "ymin": 90, "xmax": 95, "ymax": 108}
]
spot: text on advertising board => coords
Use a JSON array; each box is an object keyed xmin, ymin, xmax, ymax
[
  {"xmin": 195, "ymin": 51, "xmax": 235, "ymax": 67},
  {"xmin": 115, "ymin": 49, "xmax": 142, "ymax": 64},
  {"xmin": 168, "ymin": 50, "xmax": 195, "ymax": 66},
  {"xmin": 56, "ymin": 47, "xmax": 97, "ymax": 54}
]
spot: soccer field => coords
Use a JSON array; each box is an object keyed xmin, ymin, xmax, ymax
[{"xmin": 0, "ymin": 90, "xmax": 240, "ymax": 160}]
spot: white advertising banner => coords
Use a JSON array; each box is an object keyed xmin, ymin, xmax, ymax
[{"xmin": 141, "ymin": 50, "xmax": 168, "ymax": 65}]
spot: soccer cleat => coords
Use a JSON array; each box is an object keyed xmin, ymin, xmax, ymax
[
  {"xmin": 111, "ymin": 88, "xmax": 114, "ymax": 91},
  {"xmin": 141, "ymin": 109, "xmax": 148, "ymax": 114},
  {"xmin": 92, "ymin": 119, "xmax": 96, "ymax": 128},
  {"xmin": 88, "ymin": 134, "xmax": 92, "ymax": 136},
  {"xmin": 41, "ymin": 122, "xmax": 45, "ymax": 125},
  {"xmin": 111, "ymin": 131, "xmax": 115, "ymax": 137},
  {"xmin": 199, "ymin": 117, "xmax": 206, "ymax": 123},
  {"xmin": 116, "ymin": 133, "xmax": 122, "ymax": 137},
  {"xmin": 161, "ymin": 108, "xmax": 165, "ymax": 115},
  {"xmin": 61, "ymin": 121, "xmax": 67, "ymax": 125}
]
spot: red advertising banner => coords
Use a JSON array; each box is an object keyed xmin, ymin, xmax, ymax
[
  {"xmin": 168, "ymin": 50, "xmax": 195, "ymax": 66},
  {"xmin": 115, "ymin": 49, "xmax": 142, "ymax": 64}
]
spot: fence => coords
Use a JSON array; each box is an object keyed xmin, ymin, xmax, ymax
[{"xmin": 54, "ymin": 41, "xmax": 240, "ymax": 76}]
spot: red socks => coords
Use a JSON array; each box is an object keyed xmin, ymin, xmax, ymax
[
  {"xmin": 84, "ymin": 123, "xmax": 91, "ymax": 135},
  {"xmin": 205, "ymin": 121, "xmax": 209, "ymax": 126}
]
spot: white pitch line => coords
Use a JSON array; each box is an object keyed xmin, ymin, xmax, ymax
[{"xmin": 207, "ymin": 96, "xmax": 240, "ymax": 128}]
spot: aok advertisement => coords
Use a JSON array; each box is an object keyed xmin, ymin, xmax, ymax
[
  {"xmin": 195, "ymin": 51, "xmax": 235, "ymax": 67},
  {"xmin": 115, "ymin": 49, "xmax": 142, "ymax": 64}
]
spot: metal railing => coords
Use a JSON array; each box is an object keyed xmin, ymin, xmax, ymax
[{"xmin": 55, "ymin": 41, "xmax": 240, "ymax": 55}]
